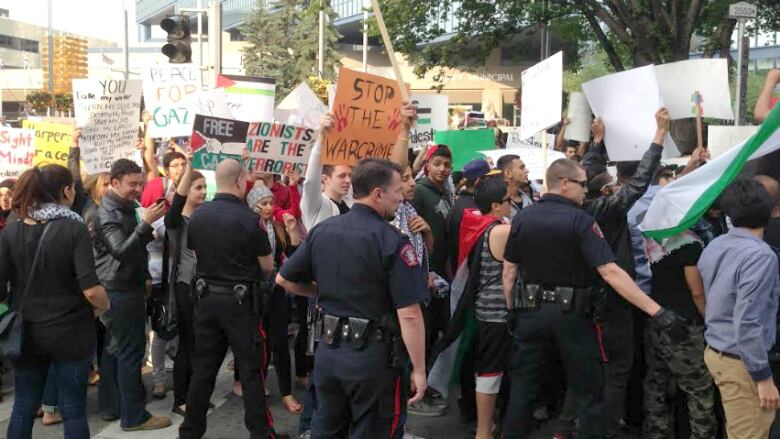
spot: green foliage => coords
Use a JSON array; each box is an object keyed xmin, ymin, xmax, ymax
[
  {"xmin": 241, "ymin": 0, "xmax": 341, "ymax": 102},
  {"xmin": 376, "ymin": 0, "xmax": 780, "ymax": 74},
  {"xmin": 53, "ymin": 93, "xmax": 73, "ymax": 113},
  {"xmin": 295, "ymin": 0, "xmax": 342, "ymax": 81},
  {"xmin": 26, "ymin": 91, "xmax": 53, "ymax": 113},
  {"xmin": 241, "ymin": 0, "xmax": 299, "ymax": 99}
]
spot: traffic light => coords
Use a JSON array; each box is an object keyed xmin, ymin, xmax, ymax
[{"xmin": 161, "ymin": 15, "xmax": 192, "ymax": 64}]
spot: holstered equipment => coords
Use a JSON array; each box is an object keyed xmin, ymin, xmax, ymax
[
  {"xmin": 320, "ymin": 314, "xmax": 392, "ymax": 359},
  {"xmin": 519, "ymin": 284, "xmax": 592, "ymax": 314},
  {"xmin": 194, "ymin": 279, "xmax": 208, "ymax": 302},
  {"xmin": 322, "ymin": 314, "xmax": 340, "ymax": 346},
  {"xmin": 306, "ymin": 305, "xmax": 322, "ymax": 356}
]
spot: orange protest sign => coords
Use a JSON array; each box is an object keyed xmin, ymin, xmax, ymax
[{"xmin": 322, "ymin": 68, "xmax": 404, "ymax": 166}]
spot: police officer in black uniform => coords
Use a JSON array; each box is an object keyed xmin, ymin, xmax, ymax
[
  {"xmin": 500, "ymin": 158, "xmax": 686, "ymax": 439},
  {"xmin": 180, "ymin": 159, "xmax": 279, "ymax": 439},
  {"xmin": 277, "ymin": 158, "xmax": 429, "ymax": 438}
]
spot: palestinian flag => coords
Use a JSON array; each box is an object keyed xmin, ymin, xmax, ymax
[
  {"xmin": 640, "ymin": 103, "xmax": 780, "ymax": 239},
  {"xmin": 428, "ymin": 209, "xmax": 499, "ymax": 397}
]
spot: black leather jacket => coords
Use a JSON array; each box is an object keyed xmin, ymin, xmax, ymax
[
  {"xmin": 93, "ymin": 191, "xmax": 154, "ymax": 291},
  {"xmin": 583, "ymin": 142, "xmax": 663, "ymax": 278}
]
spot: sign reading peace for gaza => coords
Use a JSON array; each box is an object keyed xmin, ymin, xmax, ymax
[{"xmin": 143, "ymin": 64, "xmax": 202, "ymax": 138}]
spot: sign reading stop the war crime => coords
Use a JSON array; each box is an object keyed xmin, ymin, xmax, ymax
[
  {"xmin": 322, "ymin": 67, "xmax": 404, "ymax": 166},
  {"xmin": 143, "ymin": 64, "xmax": 202, "ymax": 138}
]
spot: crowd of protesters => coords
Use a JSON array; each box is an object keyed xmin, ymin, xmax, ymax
[{"xmin": 0, "ymin": 69, "xmax": 779, "ymax": 439}]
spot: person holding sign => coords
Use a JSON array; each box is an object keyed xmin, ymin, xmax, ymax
[{"xmin": 301, "ymin": 102, "xmax": 417, "ymax": 231}]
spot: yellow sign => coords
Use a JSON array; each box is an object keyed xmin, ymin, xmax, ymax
[{"xmin": 22, "ymin": 120, "xmax": 73, "ymax": 166}]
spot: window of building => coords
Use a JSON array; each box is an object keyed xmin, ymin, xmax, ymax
[
  {"xmin": 0, "ymin": 35, "xmax": 40, "ymax": 53},
  {"xmin": 229, "ymin": 29, "xmax": 245, "ymax": 41}
]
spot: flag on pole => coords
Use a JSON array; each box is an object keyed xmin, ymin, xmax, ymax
[
  {"xmin": 428, "ymin": 209, "xmax": 499, "ymax": 397},
  {"xmin": 640, "ymin": 104, "xmax": 780, "ymax": 239}
]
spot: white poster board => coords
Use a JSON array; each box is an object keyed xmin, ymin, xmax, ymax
[
  {"xmin": 655, "ymin": 59, "xmax": 734, "ymax": 120},
  {"xmin": 74, "ymin": 79, "xmax": 143, "ymax": 174},
  {"xmin": 707, "ymin": 125, "xmax": 759, "ymax": 159},
  {"xmin": 582, "ymin": 65, "xmax": 679, "ymax": 161},
  {"xmin": 565, "ymin": 92, "xmax": 592, "ymax": 142},
  {"xmin": 143, "ymin": 64, "xmax": 202, "ymax": 138},
  {"xmin": 0, "ymin": 128, "xmax": 35, "ymax": 178},
  {"xmin": 409, "ymin": 94, "xmax": 449, "ymax": 149},
  {"xmin": 218, "ymin": 74, "xmax": 275, "ymax": 123},
  {"xmin": 520, "ymin": 51, "xmax": 563, "ymax": 140},
  {"xmin": 480, "ymin": 146, "xmax": 566, "ymax": 181},
  {"xmin": 274, "ymin": 82, "xmax": 327, "ymax": 130}
]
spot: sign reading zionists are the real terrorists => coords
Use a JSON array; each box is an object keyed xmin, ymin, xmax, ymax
[
  {"xmin": 322, "ymin": 67, "xmax": 404, "ymax": 166},
  {"xmin": 246, "ymin": 122, "xmax": 316, "ymax": 175}
]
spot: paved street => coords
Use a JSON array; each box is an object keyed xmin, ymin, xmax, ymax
[{"xmin": 0, "ymin": 353, "xmax": 640, "ymax": 439}]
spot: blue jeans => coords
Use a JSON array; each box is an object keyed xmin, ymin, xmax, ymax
[
  {"xmin": 98, "ymin": 290, "xmax": 151, "ymax": 428},
  {"xmin": 7, "ymin": 357, "xmax": 91, "ymax": 439},
  {"xmin": 41, "ymin": 368, "xmax": 58, "ymax": 413}
]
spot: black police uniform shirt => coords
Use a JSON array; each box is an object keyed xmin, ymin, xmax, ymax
[
  {"xmin": 188, "ymin": 193, "xmax": 272, "ymax": 286},
  {"xmin": 504, "ymin": 194, "xmax": 616, "ymax": 288},
  {"xmin": 279, "ymin": 203, "xmax": 429, "ymax": 321}
]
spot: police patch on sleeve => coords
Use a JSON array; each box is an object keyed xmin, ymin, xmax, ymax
[
  {"xmin": 400, "ymin": 242, "xmax": 419, "ymax": 267},
  {"xmin": 591, "ymin": 222, "xmax": 605, "ymax": 238}
]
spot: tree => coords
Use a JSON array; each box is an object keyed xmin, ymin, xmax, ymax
[
  {"xmin": 242, "ymin": 0, "xmax": 300, "ymax": 100},
  {"xmin": 293, "ymin": 0, "xmax": 342, "ymax": 81},
  {"xmin": 26, "ymin": 91, "xmax": 53, "ymax": 113},
  {"xmin": 377, "ymin": 0, "xmax": 780, "ymax": 73},
  {"xmin": 377, "ymin": 0, "xmax": 780, "ymax": 153}
]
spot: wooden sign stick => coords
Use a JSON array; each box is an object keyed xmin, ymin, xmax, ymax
[
  {"xmin": 369, "ymin": 0, "xmax": 410, "ymax": 102},
  {"xmin": 541, "ymin": 129, "xmax": 549, "ymax": 189},
  {"xmin": 693, "ymin": 91, "xmax": 704, "ymax": 149}
]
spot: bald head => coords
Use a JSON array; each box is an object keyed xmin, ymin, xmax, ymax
[
  {"xmin": 215, "ymin": 159, "xmax": 244, "ymax": 194},
  {"xmin": 546, "ymin": 158, "xmax": 585, "ymax": 190},
  {"xmin": 755, "ymin": 175, "xmax": 780, "ymax": 218}
]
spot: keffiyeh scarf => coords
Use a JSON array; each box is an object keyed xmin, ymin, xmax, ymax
[{"xmin": 29, "ymin": 203, "xmax": 84, "ymax": 223}]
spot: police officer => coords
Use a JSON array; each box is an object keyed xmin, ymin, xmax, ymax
[
  {"xmin": 500, "ymin": 158, "xmax": 686, "ymax": 439},
  {"xmin": 179, "ymin": 159, "xmax": 279, "ymax": 439},
  {"xmin": 276, "ymin": 158, "xmax": 428, "ymax": 438}
]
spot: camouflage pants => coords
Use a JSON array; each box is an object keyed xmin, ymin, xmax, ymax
[{"xmin": 643, "ymin": 320, "xmax": 717, "ymax": 439}]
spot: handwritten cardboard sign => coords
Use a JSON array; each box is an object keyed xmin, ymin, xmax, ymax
[
  {"xmin": 410, "ymin": 94, "xmax": 449, "ymax": 149},
  {"xmin": 143, "ymin": 64, "xmax": 202, "ymax": 138},
  {"xmin": 190, "ymin": 114, "xmax": 250, "ymax": 171},
  {"xmin": 322, "ymin": 67, "xmax": 404, "ymax": 166},
  {"xmin": 73, "ymin": 79, "xmax": 143, "ymax": 174},
  {"xmin": 246, "ymin": 122, "xmax": 316, "ymax": 175},
  {"xmin": 22, "ymin": 120, "xmax": 73, "ymax": 166},
  {"xmin": 0, "ymin": 128, "xmax": 35, "ymax": 178},
  {"xmin": 520, "ymin": 51, "xmax": 563, "ymax": 140}
]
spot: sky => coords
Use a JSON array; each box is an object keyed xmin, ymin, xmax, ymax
[{"xmin": 0, "ymin": 0, "xmax": 137, "ymax": 44}]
